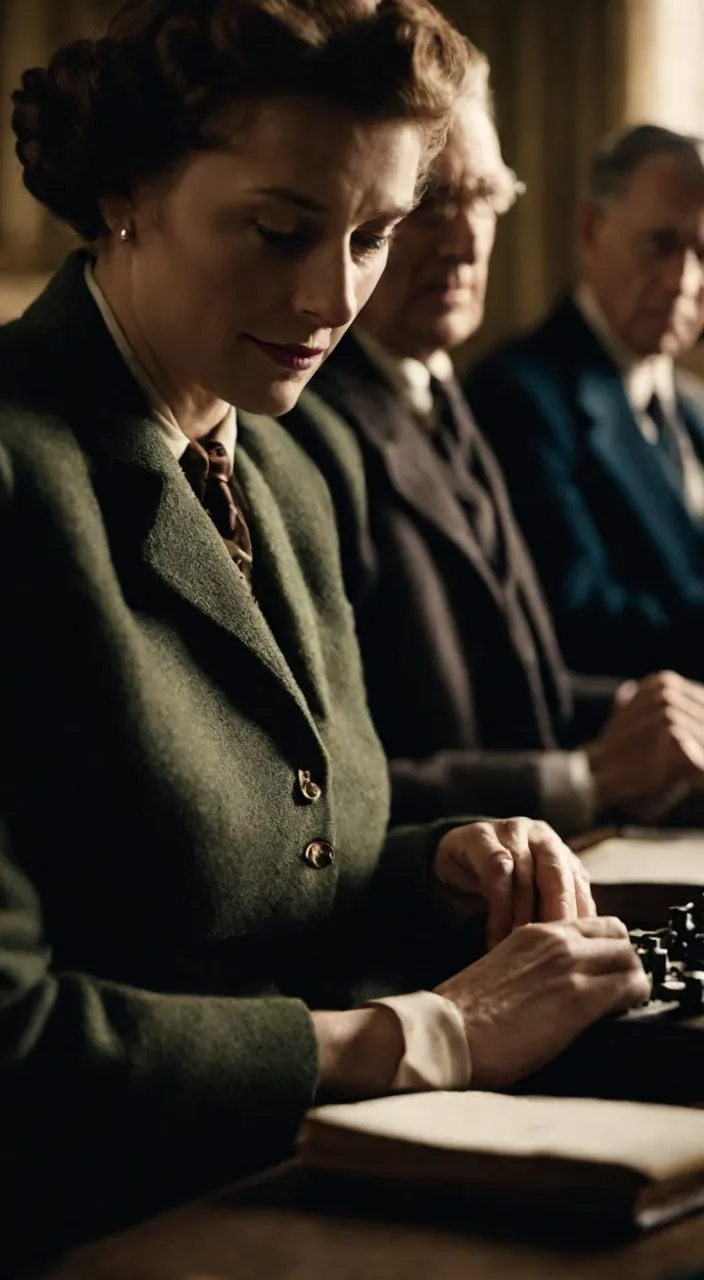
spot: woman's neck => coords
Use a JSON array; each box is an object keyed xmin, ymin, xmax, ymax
[{"xmin": 94, "ymin": 253, "xmax": 229, "ymax": 441}]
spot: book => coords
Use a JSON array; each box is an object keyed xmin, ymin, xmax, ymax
[
  {"xmin": 298, "ymin": 1091, "xmax": 704, "ymax": 1230},
  {"xmin": 576, "ymin": 828, "xmax": 704, "ymax": 926}
]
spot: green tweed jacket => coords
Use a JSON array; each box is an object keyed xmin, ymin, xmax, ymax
[{"xmin": 0, "ymin": 253, "xmax": 470, "ymax": 1269}]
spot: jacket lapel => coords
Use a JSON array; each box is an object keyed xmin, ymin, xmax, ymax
[
  {"xmin": 576, "ymin": 360, "xmax": 701, "ymax": 581},
  {"xmin": 17, "ymin": 251, "xmax": 323, "ymax": 735},
  {"xmin": 235, "ymin": 415, "xmax": 332, "ymax": 720},
  {"xmin": 322, "ymin": 336, "xmax": 507, "ymax": 608}
]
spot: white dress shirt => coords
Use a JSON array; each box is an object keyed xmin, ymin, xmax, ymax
[{"xmin": 356, "ymin": 327, "xmax": 455, "ymax": 425}]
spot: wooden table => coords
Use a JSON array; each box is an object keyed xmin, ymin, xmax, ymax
[{"xmin": 44, "ymin": 1161, "xmax": 704, "ymax": 1280}]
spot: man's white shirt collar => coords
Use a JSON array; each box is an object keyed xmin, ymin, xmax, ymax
[{"xmin": 355, "ymin": 328, "xmax": 455, "ymax": 422}]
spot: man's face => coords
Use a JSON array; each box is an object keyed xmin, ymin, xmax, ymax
[
  {"xmin": 580, "ymin": 151, "xmax": 704, "ymax": 358},
  {"xmin": 360, "ymin": 101, "xmax": 517, "ymax": 360}
]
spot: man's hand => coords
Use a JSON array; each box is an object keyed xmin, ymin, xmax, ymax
[
  {"xmin": 433, "ymin": 817, "xmax": 595, "ymax": 950},
  {"xmin": 436, "ymin": 916, "xmax": 649, "ymax": 1088},
  {"xmin": 586, "ymin": 670, "xmax": 704, "ymax": 818}
]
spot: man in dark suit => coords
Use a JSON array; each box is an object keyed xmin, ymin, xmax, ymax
[
  {"xmin": 466, "ymin": 124, "xmax": 704, "ymax": 682},
  {"xmin": 308, "ymin": 88, "xmax": 704, "ymax": 833}
]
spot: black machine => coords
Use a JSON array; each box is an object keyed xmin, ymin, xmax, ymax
[
  {"xmin": 629, "ymin": 895, "xmax": 704, "ymax": 1017},
  {"xmin": 520, "ymin": 896, "xmax": 704, "ymax": 1104}
]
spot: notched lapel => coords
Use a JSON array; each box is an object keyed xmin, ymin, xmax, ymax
[
  {"xmin": 576, "ymin": 363, "xmax": 699, "ymax": 577},
  {"xmin": 21, "ymin": 250, "xmax": 320, "ymax": 729},
  {"xmin": 235, "ymin": 428, "xmax": 331, "ymax": 721},
  {"xmin": 90, "ymin": 417, "xmax": 320, "ymax": 726},
  {"xmin": 334, "ymin": 372, "xmax": 506, "ymax": 607}
]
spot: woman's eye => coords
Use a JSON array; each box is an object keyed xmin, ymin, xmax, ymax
[
  {"xmin": 255, "ymin": 224, "xmax": 308, "ymax": 250},
  {"xmin": 351, "ymin": 232, "xmax": 393, "ymax": 261},
  {"xmin": 253, "ymin": 221, "xmax": 393, "ymax": 260}
]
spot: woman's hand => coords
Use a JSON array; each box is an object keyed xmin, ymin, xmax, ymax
[
  {"xmin": 313, "ymin": 916, "xmax": 648, "ymax": 1099},
  {"xmin": 436, "ymin": 916, "xmax": 649, "ymax": 1088},
  {"xmin": 432, "ymin": 817, "xmax": 595, "ymax": 949}
]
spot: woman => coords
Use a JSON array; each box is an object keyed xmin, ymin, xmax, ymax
[{"xmin": 0, "ymin": 0, "xmax": 646, "ymax": 1269}]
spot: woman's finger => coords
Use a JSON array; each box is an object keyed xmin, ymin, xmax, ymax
[
  {"xmin": 464, "ymin": 826, "xmax": 515, "ymax": 949},
  {"xmin": 571, "ymin": 854, "xmax": 597, "ymax": 917},
  {"xmin": 530, "ymin": 822, "xmax": 578, "ymax": 922},
  {"xmin": 494, "ymin": 818, "xmax": 534, "ymax": 930}
]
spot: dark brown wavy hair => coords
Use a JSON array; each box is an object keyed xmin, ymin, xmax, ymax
[{"xmin": 11, "ymin": 0, "xmax": 477, "ymax": 241}]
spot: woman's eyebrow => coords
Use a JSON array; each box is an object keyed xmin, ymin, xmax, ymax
[
  {"xmin": 248, "ymin": 186, "xmax": 416, "ymax": 221},
  {"xmin": 248, "ymin": 186, "xmax": 328, "ymax": 213}
]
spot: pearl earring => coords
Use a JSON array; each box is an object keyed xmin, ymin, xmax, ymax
[{"xmin": 118, "ymin": 226, "xmax": 131, "ymax": 243}]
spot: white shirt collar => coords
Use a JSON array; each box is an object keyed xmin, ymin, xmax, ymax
[
  {"xmin": 355, "ymin": 328, "xmax": 455, "ymax": 421},
  {"xmin": 84, "ymin": 261, "xmax": 237, "ymax": 463},
  {"xmin": 574, "ymin": 281, "xmax": 676, "ymax": 415}
]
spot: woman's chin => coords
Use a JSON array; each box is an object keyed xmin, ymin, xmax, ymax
[{"xmin": 234, "ymin": 374, "xmax": 313, "ymax": 419}]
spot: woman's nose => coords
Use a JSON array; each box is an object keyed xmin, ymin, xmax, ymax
[{"xmin": 294, "ymin": 251, "xmax": 358, "ymax": 330}]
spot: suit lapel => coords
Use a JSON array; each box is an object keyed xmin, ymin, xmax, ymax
[
  {"xmin": 323, "ymin": 337, "xmax": 507, "ymax": 608},
  {"xmin": 317, "ymin": 334, "xmax": 570, "ymax": 743},
  {"xmin": 18, "ymin": 251, "xmax": 323, "ymax": 737},
  {"xmin": 575, "ymin": 359, "xmax": 701, "ymax": 579}
]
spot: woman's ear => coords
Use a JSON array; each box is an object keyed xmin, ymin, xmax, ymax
[{"xmin": 99, "ymin": 195, "xmax": 136, "ymax": 243}]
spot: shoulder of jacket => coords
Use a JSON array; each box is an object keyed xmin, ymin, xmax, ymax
[
  {"xmin": 0, "ymin": 377, "xmax": 86, "ymax": 514},
  {"xmin": 470, "ymin": 297, "xmax": 576, "ymax": 373},
  {"xmin": 269, "ymin": 390, "xmax": 369, "ymax": 518},
  {"xmin": 469, "ymin": 324, "xmax": 579, "ymax": 411}
]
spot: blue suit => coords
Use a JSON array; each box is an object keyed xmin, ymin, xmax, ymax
[{"xmin": 465, "ymin": 296, "xmax": 704, "ymax": 679}]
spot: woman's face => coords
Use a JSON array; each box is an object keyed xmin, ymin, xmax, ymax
[{"xmin": 118, "ymin": 97, "xmax": 423, "ymax": 416}]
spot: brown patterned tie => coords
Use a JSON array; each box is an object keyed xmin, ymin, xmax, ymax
[{"xmin": 180, "ymin": 437, "xmax": 253, "ymax": 581}]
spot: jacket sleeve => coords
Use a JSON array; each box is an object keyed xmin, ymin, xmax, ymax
[
  {"xmin": 466, "ymin": 357, "xmax": 704, "ymax": 679},
  {"xmin": 0, "ymin": 821, "xmax": 319, "ymax": 1262},
  {"xmin": 567, "ymin": 672, "xmax": 619, "ymax": 744},
  {"xmin": 385, "ymin": 749, "xmax": 595, "ymax": 839},
  {"xmin": 0, "ymin": 440, "xmax": 318, "ymax": 1244}
]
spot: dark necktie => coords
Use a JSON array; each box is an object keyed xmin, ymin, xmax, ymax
[
  {"xmin": 429, "ymin": 374, "xmax": 499, "ymax": 563},
  {"xmin": 646, "ymin": 392, "xmax": 684, "ymax": 491},
  {"xmin": 180, "ymin": 438, "xmax": 254, "ymax": 581}
]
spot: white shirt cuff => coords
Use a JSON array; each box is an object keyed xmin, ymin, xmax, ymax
[{"xmin": 364, "ymin": 990, "xmax": 471, "ymax": 1091}]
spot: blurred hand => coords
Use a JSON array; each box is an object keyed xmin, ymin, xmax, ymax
[
  {"xmin": 436, "ymin": 916, "xmax": 649, "ymax": 1088},
  {"xmin": 432, "ymin": 816, "xmax": 595, "ymax": 950},
  {"xmin": 586, "ymin": 670, "xmax": 704, "ymax": 818}
]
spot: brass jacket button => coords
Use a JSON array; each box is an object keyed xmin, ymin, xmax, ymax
[
  {"xmin": 298, "ymin": 769, "xmax": 322, "ymax": 804},
  {"xmin": 303, "ymin": 839, "xmax": 335, "ymax": 870}
]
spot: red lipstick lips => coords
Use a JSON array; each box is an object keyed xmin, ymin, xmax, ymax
[{"xmin": 247, "ymin": 337, "xmax": 327, "ymax": 371}]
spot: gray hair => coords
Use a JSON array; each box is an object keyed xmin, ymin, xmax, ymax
[{"xmin": 588, "ymin": 123, "xmax": 704, "ymax": 205}]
